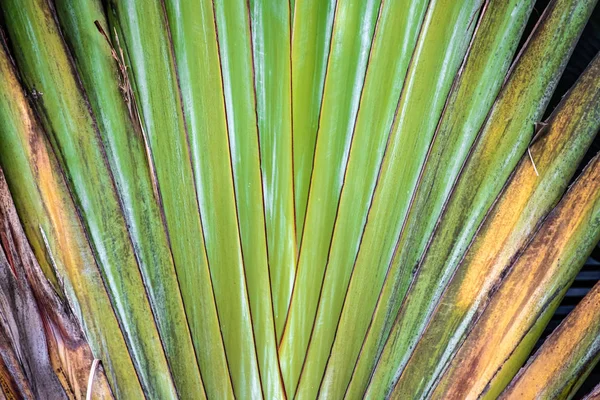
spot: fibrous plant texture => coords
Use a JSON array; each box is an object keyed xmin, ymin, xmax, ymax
[{"xmin": 0, "ymin": 0, "xmax": 600, "ymax": 399}]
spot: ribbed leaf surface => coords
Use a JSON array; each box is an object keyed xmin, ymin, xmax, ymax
[
  {"xmin": 430, "ymin": 150, "xmax": 600, "ymax": 399},
  {"xmin": 0, "ymin": 0, "xmax": 597, "ymax": 398},
  {"xmin": 1, "ymin": 1, "xmax": 178, "ymax": 397},
  {"xmin": 345, "ymin": 1, "xmax": 536, "ymax": 395},
  {"xmin": 391, "ymin": 50, "xmax": 600, "ymax": 399},
  {"xmin": 367, "ymin": 0, "xmax": 597, "ymax": 397},
  {"xmin": 0, "ymin": 41, "xmax": 143, "ymax": 399},
  {"xmin": 501, "ymin": 279, "xmax": 600, "ymax": 399},
  {"xmin": 291, "ymin": 0, "xmax": 336, "ymax": 242},
  {"xmin": 249, "ymin": 0, "xmax": 297, "ymax": 345},
  {"xmin": 54, "ymin": 1, "xmax": 205, "ymax": 396}
]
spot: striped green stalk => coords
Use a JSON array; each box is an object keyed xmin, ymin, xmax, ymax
[
  {"xmin": 1, "ymin": 0, "xmax": 181, "ymax": 397},
  {"xmin": 212, "ymin": 0, "xmax": 284, "ymax": 397},
  {"xmin": 345, "ymin": 0, "xmax": 535, "ymax": 395},
  {"xmin": 163, "ymin": 0, "xmax": 254, "ymax": 396},
  {"xmin": 278, "ymin": 0, "xmax": 382, "ymax": 395},
  {"xmin": 292, "ymin": 0, "xmax": 336, "ymax": 241},
  {"xmin": 299, "ymin": 0, "xmax": 489, "ymax": 397},
  {"xmin": 53, "ymin": 0, "xmax": 205, "ymax": 396},
  {"xmin": 315, "ymin": 0, "xmax": 483, "ymax": 397},
  {"xmin": 107, "ymin": 0, "xmax": 263, "ymax": 396},
  {"xmin": 430, "ymin": 151, "xmax": 600, "ymax": 399},
  {"xmin": 0, "ymin": 39, "xmax": 143, "ymax": 399},
  {"xmin": 1, "ymin": 1, "xmax": 599, "ymax": 398},
  {"xmin": 249, "ymin": 0, "xmax": 297, "ymax": 346},
  {"xmin": 365, "ymin": 0, "xmax": 596, "ymax": 397},
  {"xmin": 299, "ymin": 0, "xmax": 429, "ymax": 394}
]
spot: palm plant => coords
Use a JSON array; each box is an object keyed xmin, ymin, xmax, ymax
[{"xmin": 0, "ymin": 0, "xmax": 600, "ymax": 398}]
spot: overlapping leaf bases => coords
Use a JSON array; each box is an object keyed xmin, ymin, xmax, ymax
[{"xmin": 0, "ymin": 0, "xmax": 600, "ymax": 398}]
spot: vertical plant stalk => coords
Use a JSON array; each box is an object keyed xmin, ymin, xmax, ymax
[
  {"xmin": 163, "ymin": 0, "xmax": 255, "ymax": 397},
  {"xmin": 1, "ymin": 0, "xmax": 181, "ymax": 397},
  {"xmin": 317, "ymin": 0, "xmax": 483, "ymax": 397},
  {"xmin": 53, "ymin": 1, "xmax": 205, "ymax": 397},
  {"xmin": 105, "ymin": 0, "xmax": 244, "ymax": 396},
  {"xmin": 307, "ymin": 4, "xmax": 431, "ymax": 395},
  {"xmin": 291, "ymin": 0, "xmax": 337, "ymax": 242},
  {"xmin": 300, "ymin": 0, "xmax": 488, "ymax": 397},
  {"xmin": 211, "ymin": 0, "xmax": 282, "ymax": 397},
  {"xmin": 345, "ymin": 0, "xmax": 535, "ymax": 395},
  {"xmin": 249, "ymin": 0, "xmax": 297, "ymax": 347},
  {"xmin": 279, "ymin": 0, "xmax": 382, "ymax": 395}
]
